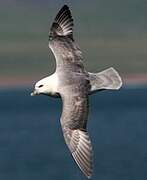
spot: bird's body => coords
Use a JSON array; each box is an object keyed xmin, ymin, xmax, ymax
[{"xmin": 31, "ymin": 5, "xmax": 122, "ymax": 178}]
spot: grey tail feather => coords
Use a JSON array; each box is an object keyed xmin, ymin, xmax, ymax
[
  {"xmin": 49, "ymin": 5, "xmax": 73, "ymax": 39},
  {"xmin": 89, "ymin": 67, "xmax": 122, "ymax": 94}
]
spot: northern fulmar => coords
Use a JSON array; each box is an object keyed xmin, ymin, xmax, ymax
[{"xmin": 31, "ymin": 5, "xmax": 122, "ymax": 178}]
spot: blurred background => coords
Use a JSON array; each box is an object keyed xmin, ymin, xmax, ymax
[{"xmin": 0, "ymin": 0, "xmax": 147, "ymax": 180}]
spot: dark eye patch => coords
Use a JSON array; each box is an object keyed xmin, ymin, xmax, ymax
[{"xmin": 38, "ymin": 85, "xmax": 43, "ymax": 88}]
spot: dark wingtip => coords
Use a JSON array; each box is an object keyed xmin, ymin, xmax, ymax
[
  {"xmin": 49, "ymin": 4, "xmax": 73, "ymax": 39},
  {"xmin": 62, "ymin": 4, "xmax": 69, "ymax": 9}
]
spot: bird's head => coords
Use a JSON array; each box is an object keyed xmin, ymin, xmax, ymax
[
  {"xmin": 31, "ymin": 74, "xmax": 58, "ymax": 96},
  {"xmin": 31, "ymin": 78, "xmax": 49, "ymax": 96}
]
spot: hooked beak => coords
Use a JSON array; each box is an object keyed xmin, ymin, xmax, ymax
[{"xmin": 30, "ymin": 90, "xmax": 38, "ymax": 96}]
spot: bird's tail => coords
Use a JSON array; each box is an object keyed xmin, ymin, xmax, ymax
[{"xmin": 89, "ymin": 67, "xmax": 122, "ymax": 94}]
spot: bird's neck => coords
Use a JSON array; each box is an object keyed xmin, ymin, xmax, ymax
[{"xmin": 46, "ymin": 73, "xmax": 59, "ymax": 95}]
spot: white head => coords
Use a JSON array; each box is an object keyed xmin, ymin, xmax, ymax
[
  {"xmin": 31, "ymin": 77, "xmax": 49, "ymax": 96},
  {"xmin": 31, "ymin": 74, "xmax": 58, "ymax": 96}
]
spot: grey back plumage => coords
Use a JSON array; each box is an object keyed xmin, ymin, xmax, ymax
[{"xmin": 48, "ymin": 5, "xmax": 93, "ymax": 178}]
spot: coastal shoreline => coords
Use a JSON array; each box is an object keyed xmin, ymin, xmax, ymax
[{"xmin": 1, "ymin": 74, "xmax": 147, "ymax": 88}]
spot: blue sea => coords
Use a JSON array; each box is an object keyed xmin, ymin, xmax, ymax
[{"xmin": 0, "ymin": 86, "xmax": 147, "ymax": 180}]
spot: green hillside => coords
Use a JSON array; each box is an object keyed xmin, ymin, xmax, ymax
[{"xmin": 0, "ymin": 0, "xmax": 147, "ymax": 77}]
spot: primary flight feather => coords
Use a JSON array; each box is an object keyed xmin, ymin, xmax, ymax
[{"xmin": 31, "ymin": 5, "xmax": 122, "ymax": 178}]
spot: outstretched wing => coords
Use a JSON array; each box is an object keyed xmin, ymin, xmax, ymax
[
  {"xmin": 48, "ymin": 5, "xmax": 84, "ymax": 71},
  {"xmin": 60, "ymin": 83, "xmax": 93, "ymax": 178}
]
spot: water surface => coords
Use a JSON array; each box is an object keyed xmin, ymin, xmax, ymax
[{"xmin": 0, "ymin": 86, "xmax": 147, "ymax": 180}]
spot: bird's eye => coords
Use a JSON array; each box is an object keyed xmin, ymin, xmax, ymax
[{"xmin": 38, "ymin": 85, "xmax": 43, "ymax": 88}]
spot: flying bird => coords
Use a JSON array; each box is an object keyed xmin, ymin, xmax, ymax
[{"xmin": 31, "ymin": 5, "xmax": 122, "ymax": 178}]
